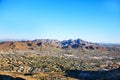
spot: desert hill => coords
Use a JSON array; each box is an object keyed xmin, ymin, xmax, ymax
[{"xmin": 0, "ymin": 38, "xmax": 106, "ymax": 52}]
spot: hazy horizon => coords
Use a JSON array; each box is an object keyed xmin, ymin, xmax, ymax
[
  {"xmin": 0, "ymin": 38, "xmax": 120, "ymax": 44},
  {"xmin": 0, "ymin": 0, "xmax": 120, "ymax": 43}
]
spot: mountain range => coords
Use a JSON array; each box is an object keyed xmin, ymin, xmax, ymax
[{"xmin": 0, "ymin": 38, "xmax": 107, "ymax": 52}]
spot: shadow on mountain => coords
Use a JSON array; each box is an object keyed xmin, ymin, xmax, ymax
[
  {"xmin": 65, "ymin": 67, "xmax": 120, "ymax": 80},
  {"xmin": 24, "ymin": 73, "xmax": 33, "ymax": 76},
  {"xmin": 0, "ymin": 74, "xmax": 25, "ymax": 80}
]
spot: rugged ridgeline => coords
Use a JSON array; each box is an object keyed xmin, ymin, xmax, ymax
[
  {"xmin": 61, "ymin": 39, "xmax": 106, "ymax": 51},
  {"xmin": 0, "ymin": 39, "xmax": 106, "ymax": 52}
]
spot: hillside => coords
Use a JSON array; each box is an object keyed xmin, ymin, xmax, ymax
[{"xmin": 0, "ymin": 39, "xmax": 120, "ymax": 80}]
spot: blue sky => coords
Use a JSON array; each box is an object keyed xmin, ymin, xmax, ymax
[{"xmin": 0, "ymin": 0, "xmax": 120, "ymax": 43}]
